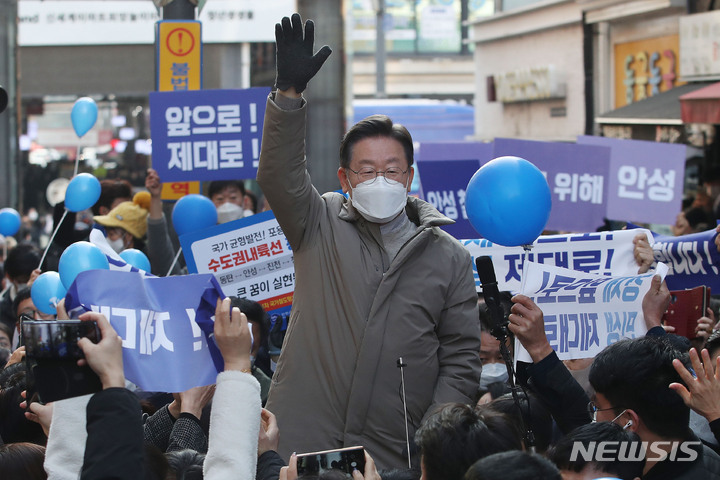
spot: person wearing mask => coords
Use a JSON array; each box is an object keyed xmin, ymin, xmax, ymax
[
  {"xmin": 209, "ymin": 180, "xmax": 250, "ymax": 224},
  {"xmin": 257, "ymin": 13, "xmax": 481, "ymax": 468},
  {"xmin": 93, "ymin": 192, "xmax": 150, "ymax": 255}
]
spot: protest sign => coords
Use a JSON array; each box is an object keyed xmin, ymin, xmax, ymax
[
  {"xmin": 516, "ymin": 261, "xmax": 668, "ymax": 361},
  {"xmin": 149, "ymin": 87, "xmax": 270, "ymax": 182},
  {"xmin": 64, "ymin": 270, "xmax": 224, "ymax": 392},
  {"xmin": 415, "ymin": 142, "xmax": 493, "ymax": 239},
  {"xmin": 461, "ymin": 229, "xmax": 653, "ymax": 293},
  {"xmin": 179, "ymin": 210, "xmax": 294, "ymax": 320},
  {"xmin": 623, "ymin": 225, "xmax": 720, "ymax": 291},
  {"xmin": 577, "ymin": 135, "xmax": 685, "ymax": 225},
  {"xmin": 493, "ymin": 138, "xmax": 610, "ymax": 233}
]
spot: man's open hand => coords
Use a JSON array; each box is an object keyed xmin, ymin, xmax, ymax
[{"xmin": 274, "ymin": 13, "xmax": 332, "ymax": 93}]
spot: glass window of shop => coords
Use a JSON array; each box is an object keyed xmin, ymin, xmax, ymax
[{"xmin": 350, "ymin": 0, "xmax": 494, "ymax": 54}]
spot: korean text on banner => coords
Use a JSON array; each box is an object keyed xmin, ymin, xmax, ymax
[
  {"xmin": 461, "ymin": 228, "xmax": 654, "ymax": 293},
  {"xmin": 626, "ymin": 225, "xmax": 720, "ymax": 291},
  {"xmin": 493, "ymin": 138, "xmax": 610, "ymax": 233},
  {"xmin": 415, "ymin": 141, "xmax": 493, "ymax": 239},
  {"xmin": 64, "ymin": 270, "xmax": 225, "ymax": 392},
  {"xmin": 179, "ymin": 210, "xmax": 295, "ymax": 317},
  {"xmin": 577, "ymin": 135, "xmax": 685, "ymax": 225},
  {"xmin": 516, "ymin": 261, "xmax": 668, "ymax": 361},
  {"xmin": 149, "ymin": 87, "xmax": 270, "ymax": 183}
]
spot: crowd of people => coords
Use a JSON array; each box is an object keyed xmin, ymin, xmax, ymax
[{"xmin": 1, "ymin": 11, "xmax": 720, "ymax": 480}]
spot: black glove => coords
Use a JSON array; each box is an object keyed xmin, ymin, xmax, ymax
[{"xmin": 274, "ymin": 13, "xmax": 332, "ymax": 94}]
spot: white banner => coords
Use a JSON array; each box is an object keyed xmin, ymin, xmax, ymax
[
  {"xmin": 462, "ymin": 228, "xmax": 654, "ymax": 293},
  {"xmin": 516, "ymin": 261, "xmax": 668, "ymax": 361},
  {"xmin": 19, "ymin": 0, "xmax": 298, "ymax": 46}
]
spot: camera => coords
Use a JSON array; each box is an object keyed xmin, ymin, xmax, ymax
[
  {"xmin": 23, "ymin": 320, "xmax": 103, "ymax": 403},
  {"xmin": 296, "ymin": 446, "xmax": 366, "ymax": 479}
]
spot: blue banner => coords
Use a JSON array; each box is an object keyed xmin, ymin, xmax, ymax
[
  {"xmin": 65, "ymin": 270, "xmax": 225, "ymax": 392},
  {"xmin": 650, "ymin": 229, "xmax": 720, "ymax": 291},
  {"xmin": 149, "ymin": 87, "xmax": 270, "ymax": 182}
]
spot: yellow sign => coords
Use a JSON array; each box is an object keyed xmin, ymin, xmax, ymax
[
  {"xmin": 156, "ymin": 20, "xmax": 202, "ymax": 200},
  {"xmin": 614, "ymin": 34, "xmax": 684, "ymax": 108},
  {"xmin": 156, "ymin": 20, "xmax": 202, "ymax": 92},
  {"xmin": 161, "ymin": 181, "xmax": 201, "ymax": 201}
]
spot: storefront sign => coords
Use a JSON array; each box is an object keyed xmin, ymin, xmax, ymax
[
  {"xmin": 493, "ymin": 65, "xmax": 566, "ymax": 103},
  {"xmin": 614, "ymin": 34, "xmax": 683, "ymax": 108},
  {"xmin": 679, "ymin": 10, "xmax": 720, "ymax": 81}
]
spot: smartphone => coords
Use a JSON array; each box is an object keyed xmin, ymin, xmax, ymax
[
  {"xmin": 662, "ymin": 286, "xmax": 710, "ymax": 339},
  {"xmin": 23, "ymin": 320, "xmax": 103, "ymax": 403},
  {"xmin": 296, "ymin": 446, "xmax": 366, "ymax": 479}
]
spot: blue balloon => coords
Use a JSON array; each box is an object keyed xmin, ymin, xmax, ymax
[
  {"xmin": 65, "ymin": 173, "xmax": 101, "ymax": 212},
  {"xmin": 120, "ymin": 248, "xmax": 152, "ymax": 273},
  {"xmin": 0, "ymin": 208, "xmax": 21, "ymax": 236},
  {"xmin": 172, "ymin": 194, "xmax": 218, "ymax": 237},
  {"xmin": 58, "ymin": 241, "xmax": 110, "ymax": 289},
  {"xmin": 465, "ymin": 156, "xmax": 552, "ymax": 247},
  {"xmin": 71, "ymin": 97, "xmax": 98, "ymax": 138},
  {"xmin": 31, "ymin": 271, "xmax": 67, "ymax": 315}
]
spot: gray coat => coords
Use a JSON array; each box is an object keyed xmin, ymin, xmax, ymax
[{"xmin": 258, "ymin": 95, "xmax": 481, "ymax": 469}]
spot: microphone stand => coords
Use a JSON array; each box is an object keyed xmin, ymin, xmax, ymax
[{"xmin": 397, "ymin": 357, "xmax": 412, "ymax": 469}]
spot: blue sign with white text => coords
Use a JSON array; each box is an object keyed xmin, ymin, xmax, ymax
[
  {"xmin": 149, "ymin": 87, "xmax": 270, "ymax": 182},
  {"xmin": 65, "ymin": 270, "xmax": 225, "ymax": 392}
]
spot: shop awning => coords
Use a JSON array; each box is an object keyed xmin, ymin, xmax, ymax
[
  {"xmin": 596, "ymin": 82, "xmax": 714, "ymax": 126},
  {"xmin": 680, "ymin": 82, "xmax": 720, "ymax": 124}
]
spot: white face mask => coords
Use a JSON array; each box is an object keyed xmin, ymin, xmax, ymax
[
  {"xmin": 217, "ymin": 202, "xmax": 244, "ymax": 224},
  {"xmin": 243, "ymin": 209, "xmax": 255, "ymax": 218},
  {"xmin": 479, "ymin": 362, "xmax": 509, "ymax": 389},
  {"xmin": 349, "ymin": 177, "xmax": 408, "ymax": 223},
  {"xmin": 108, "ymin": 237, "xmax": 125, "ymax": 254}
]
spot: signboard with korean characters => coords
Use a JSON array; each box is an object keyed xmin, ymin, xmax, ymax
[
  {"xmin": 416, "ymin": 142, "xmax": 494, "ymax": 239},
  {"xmin": 179, "ymin": 210, "xmax": 294, "ymax": 317},
  {"xmin": 493, "ymin": 138, "xmax": 610, "ymax": 233},
  {"xmin": 149, "ymin": 87, "xmax": 270, "ymax": 182},
  {"xmin": 577, "ymin": 135, "xmax": 685, "ymax": 226}
]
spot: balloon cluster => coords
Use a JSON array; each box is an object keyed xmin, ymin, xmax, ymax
[
  {"xmin": 465, "ymin": 156, "xmax": 552, "ymax": 247},
  {"xmin": 32, "ymin": 241, "xmax": 110, "ymax": 315}
]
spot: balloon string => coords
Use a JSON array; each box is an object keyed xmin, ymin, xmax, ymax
[
  {"xmin": 39, "ymin": 209, "xmax": 69, "ymax": 270},
  {"xmin": 165, "ymin": 247, "xmax": 182, "ymax": 277},
  {"xmin": 73, "ymin": 144, "xmax": 81, "ymax": 177}
]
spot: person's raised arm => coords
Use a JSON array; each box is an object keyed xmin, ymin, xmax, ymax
[
  {"xmin": 641, "ymin": 274, "xmax": 671, "ymax": 335},
  {"xmin": 256, "ymin": 13, "xmax": 332, "ymax": 251},
  {"xmin": 77, "ymin": 312, "xmax": 144, "ymax": 480},
  {"xmin": 509, "ymin": 294, "xmax": 590, "ymax": 433},
  {"xmin": 203, "ymin": 298, "xmax": 261, "ymax": 480}
]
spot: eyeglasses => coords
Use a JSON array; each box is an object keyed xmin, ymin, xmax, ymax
[
  {"xmin": 347, "ymin": 166, "xmax": 408, "ymax": 185},
  {"xmin": 587, "ymin": 401, "xmax": 621, "ymax": 422},
  {"xmin": 18, "ymin": 310, "xmax": 41, "ymax": 322}
]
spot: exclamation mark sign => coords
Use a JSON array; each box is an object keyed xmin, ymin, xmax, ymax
[
  {"xmin": 186, "ymin": 308, "xmax": 204, "ymax": 351},
  {"xmin": 250, "ymin": 103, "xmax": 258, "ymax": 133},
  {"xmin": 178, "ymin": 32, "xmax": 183, "ymax": 54},
  {"xmin": 250, "ymin": 103, "xmax": 259, "ymax": 166}
]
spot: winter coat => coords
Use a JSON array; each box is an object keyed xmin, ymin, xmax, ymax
[{"xmin": 257, "ymin": 94, "xmax": 482, "ymax": 469}]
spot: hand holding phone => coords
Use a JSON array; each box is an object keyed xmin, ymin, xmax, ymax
[
  {"xmin": 76, "ymin": 311, "xmax": 124, "ymax": 390},
  {"xmin": 296, "ymin": 446, "xmax": 366, "ymax": 479}
]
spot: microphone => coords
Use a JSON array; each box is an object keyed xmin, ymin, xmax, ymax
[{"xmin": 476, "ymin": 255, "xmax": 508, "ymax": 342}]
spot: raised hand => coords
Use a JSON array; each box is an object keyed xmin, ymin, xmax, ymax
[{"xmin": 274, "ymin": 13, "xmax": 332, "ymax": 94}]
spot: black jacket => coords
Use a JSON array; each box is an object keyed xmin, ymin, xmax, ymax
[{"xmin": 81, "ymin": 388, "xmax": 144, "ymax": 480}]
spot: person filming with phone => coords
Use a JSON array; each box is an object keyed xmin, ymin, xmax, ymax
[{"xmin": 257, "ymin": 13, "xmax": 481, "ymax": 469}]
